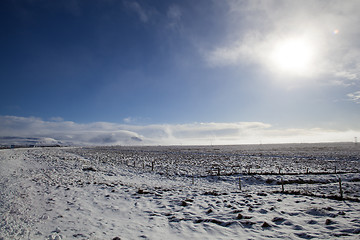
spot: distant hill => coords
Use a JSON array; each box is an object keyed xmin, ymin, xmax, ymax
[{"xmin": 0, "ymin": 136, "xmax": 65, "ymax": 148}]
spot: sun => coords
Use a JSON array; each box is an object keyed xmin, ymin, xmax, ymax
[{"xmin": 270, "ymin": 38, "xmax": 314, "ymax": 75}]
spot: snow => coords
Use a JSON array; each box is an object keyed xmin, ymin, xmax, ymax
[{"xmin": 1, "ymin": 143, "xmax": 360, "ymax": 239}]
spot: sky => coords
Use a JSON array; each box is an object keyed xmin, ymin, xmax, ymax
[{"xmin": 1, "ymin": 0, "xmax": 360, "ymax": 145}]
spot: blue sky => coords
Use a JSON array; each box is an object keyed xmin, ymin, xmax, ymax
[{"xmin": 1, "ymin": 0, "xmax": 360, "ymax": 145}]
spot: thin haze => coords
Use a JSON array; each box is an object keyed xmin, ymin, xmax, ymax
[{"xmin": 1, "ymin": 0, "xmax": 359, "ymax": 145}]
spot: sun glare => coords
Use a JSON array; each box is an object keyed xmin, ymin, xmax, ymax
[{"xmin": 270, "ymin": 38, "xmax": 314, "ymax": 75}]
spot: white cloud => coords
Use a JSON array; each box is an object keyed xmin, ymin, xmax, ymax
[
  {"xmin": 204, "ymin": 0, "xmax": 360, "ymax": 83},
  {"xmin": 167, "ymin": 4, "xmax": 182, "ymax": 21},
  {"xmin": 335, "ymin": 71, "xmax": 358, "ymax": 81},
  {"xmin": 123, "ymin": 0, "xmax": 155, "ymax": 23},
  {"xmin": 0, "ymin": 116, "xmax": 143, "ymax": 145},
  {"xmin": 166, "ymin": 4, "xmax": 182, "ymax": 30},
  {"xmin": 347, "ymin": 91, "xmax": 360, "ymax": 104},
  {"xmin": 0, "ymin": 116, "xmax": 359, "ymax": 146},
  {"xmin": 49, "ymin": 117, "xmax": 64, "ymax": 122},
  {"xmin": 123, "ymin": 117, "xmax": 133, "ymax": 123},
  {"xmin": 205, "ymin": 32, "xmax": 266, "ymax": 67}
]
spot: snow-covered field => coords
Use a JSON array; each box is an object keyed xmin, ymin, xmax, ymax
[{"xmin": 1, "ymin": 143, "xmax": 360, "ymax": 239}]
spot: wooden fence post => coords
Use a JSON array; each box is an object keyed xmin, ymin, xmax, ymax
[{"xmin": 339, "ymin": 177, "xmax": 343, "ymax": 200}]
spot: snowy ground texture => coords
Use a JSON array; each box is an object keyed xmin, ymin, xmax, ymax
[{"xmin": 1, "ymin": 143, "xmax": 360, "ymax": 240}]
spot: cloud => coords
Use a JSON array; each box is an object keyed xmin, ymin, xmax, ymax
[
  {"xmin": 347, "ymin": 91, "xmax": 360, "ymax": 104},
  {"xmin": 49, "ymin": 117, "xmax": 64, "ymax": 122},
  {"xmin": 167, "ymin": 4, "xmax": 181, "ymax": 21},
  {"xmin": 123, "ymin": 117, "xmax": 133, "ymax": 123},
  {"xmin": 123, "ymin": 0, "xmax": 155, "ymax": 23},
  {"xmin": 1, "ymin": 116, "xmax": 359, "ymax": 146},
  {"xmin": 166, "ymin": 4, "xmax": 182, "ymax": 30},
  {"xmin": 204, "ymin": 0, "xmax": 360, "ymax": 82},
  {"xmin": 205, "ymin": 32, "xmax": 264, "ymax": 67},
  {"xmin": 0, "ymin": 116, "xmax": 143, "ymax": 146}
]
